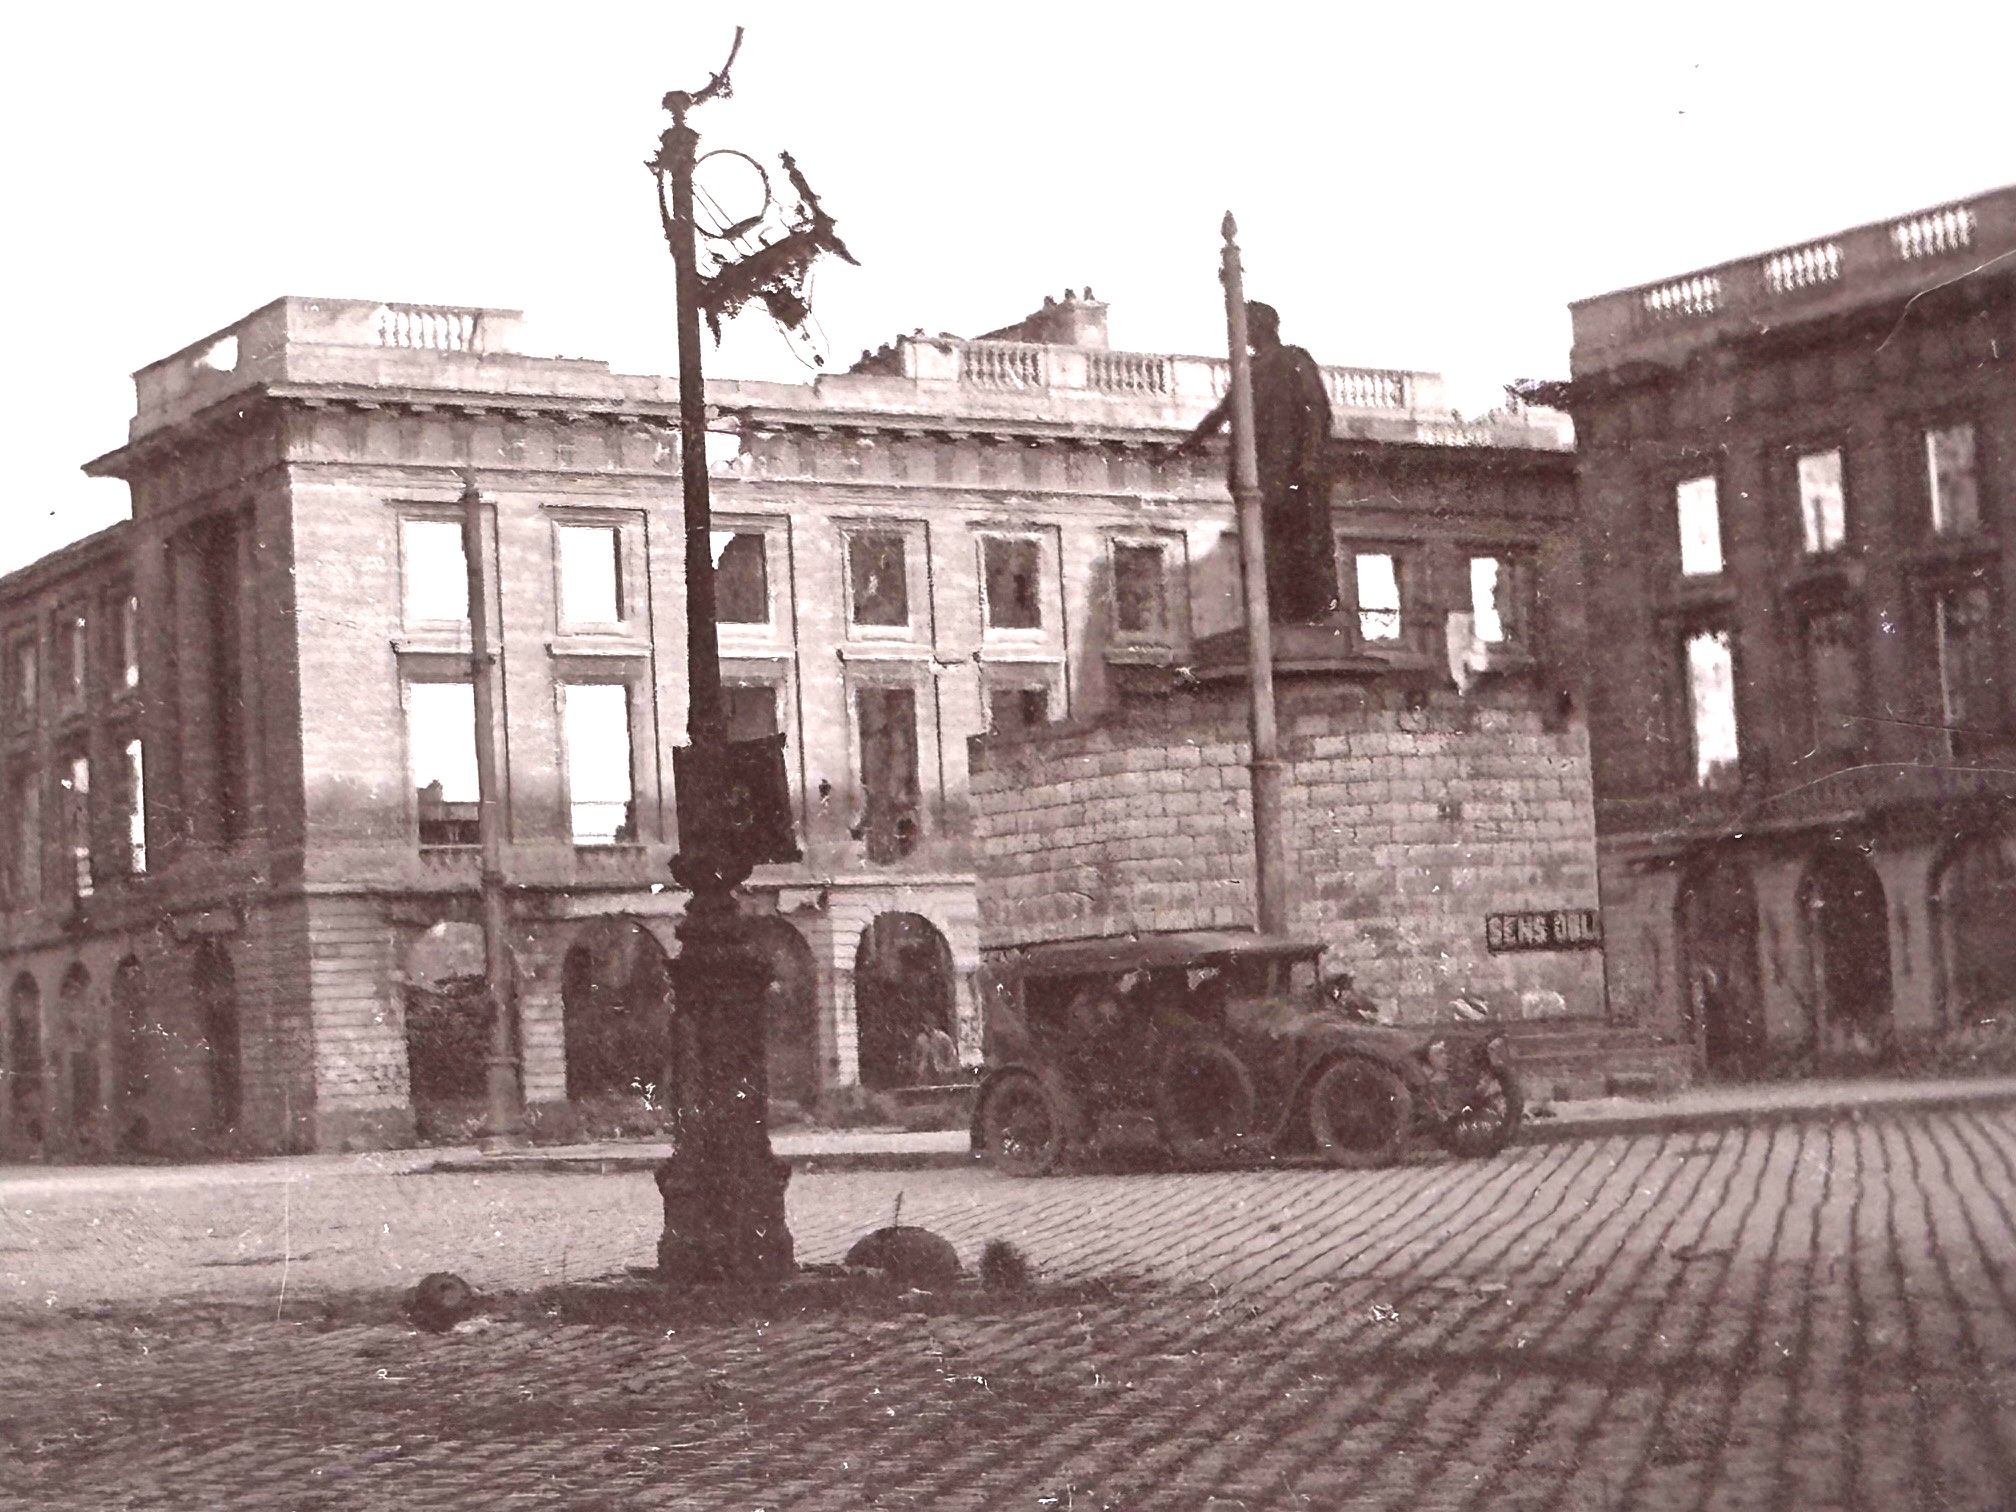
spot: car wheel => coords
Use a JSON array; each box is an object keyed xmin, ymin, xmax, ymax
[
  {"xmin": 978, "ymin": 1071, "xmax": 1067, "ymax": 1177},
  {"xmin": 1434, "ymin": 1066, "xmax": 1525, "ymax": 1159},
  {"xmin": 1307, "ymin": 1055, "xmax": 1413, "ymax": 1168},
  {"xmin": 1153, "ymin": 1041, "xmax": 1258, "ymax": 1164}
]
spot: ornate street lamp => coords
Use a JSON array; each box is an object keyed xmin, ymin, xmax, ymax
[{"xmin": 647, "ymin": 28, "xmax": 855, "ymax": 1283}]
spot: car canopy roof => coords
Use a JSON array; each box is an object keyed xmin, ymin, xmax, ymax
[{"xmin": 987, "ymin": 930, "xmax": 1327, "ymax": 982}]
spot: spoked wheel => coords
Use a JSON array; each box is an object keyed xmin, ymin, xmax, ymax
[
  {"xmin": 1153, "ymin": 1041, "xmax": 1258, "ymax": 1164},
  {"xmin": 1307, "ymin": 1055, "xmax": 1413, "ymax": 1168},
  {"xmin": 1435, "ymin": 1066, "xmax": 1525, "ymax": 1159},
  {"xmin": 977, "ymin": 1071, "xmax": 1067, "ymax": 1177}
]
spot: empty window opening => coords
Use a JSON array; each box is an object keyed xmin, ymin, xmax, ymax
[
  {"xmin": 60, "ymin": 613, "xmax": 86, "ymax": 699},
  {"xmin": 563, "ymin": 683, "xmax": 635, "ymax": 844},
  {"xmin": 61, "ymin": 755, "xmax": 89, "ymax": 900},
  {"xmin": 983, "ymin": 537, "xmax": 1043, "ymax": 631},
  {"xmin": 1797, "ymin": 450, "xmax": 1846, "ymax": 554},
  {"xmin": 1676, "ymin": 476, "xmax": 1724, "ymax": 576},
  {"xmin": 558, "ymin": 525, "xmax": 623, "ymax": 626},
  {"xmin": 987, "ymin": 684, "xmax": 1051, "ymax": 734},
  {"xmin": 115, "ymin": 594, "xmax": 140, "ymax": 689},
  {"xmin": 1468, "ymin": 557, "xmax": 1508, "ymax": 643},
  {"xmin": 847, "ymin": 532, "xmax": 910, "ymax": 628},
  {"xmin": 724, "ymin": 683, "xmax": 782, "ymax": 745},
  {"xmin": 1927, "ymin": 424, "xmax": 1979, "ymax": 536},
  {"xmin": 401, "ymin": 519, "xmax": 469, "ymax": 624},
  {"xmin": 1803, "ymin": 609, "xmax": 1862, "ymax": 756},
  {"xmin": 1686, "ymin": 628, "xmax": 1741, "ymax": 790},
  {"xmin": 1936, "ymin": 584, "xmax": 1997, "ymax": 753},
  {"xmin": 856, "ymin": 686, "xmax": 921, "ymax": 863},
  {"xmin": 1112, "ymin": 544, "xmax": 1169, "ymax": 639},
  {"xmin": 407, "ymin": 681, "xmax": 479, "ymax": 847},
  {"xmin": 1356, "ymin": 553, "xmax": 1402, "ymax": 641},
  {"xmin": 124, "ymin": 739, "xmax": 146, "ymax": 876},
  {"xmin": 712, "ymin": 532, "xmax": 770, "ymax": 624}
]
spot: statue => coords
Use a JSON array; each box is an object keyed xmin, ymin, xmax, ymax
[{"xmin": 1179, "ymin": 301, "xmax": 1339, "ymax": 623}]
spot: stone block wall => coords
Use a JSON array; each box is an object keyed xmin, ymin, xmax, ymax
[{"xmin": 971, "ymin": 674, "xmax": 1606, "ymax": 1024}]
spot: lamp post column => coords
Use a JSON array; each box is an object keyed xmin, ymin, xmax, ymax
[
  {"xmin": 652, "ymin": 103, "xmax": 794, "ymax": 1285},
  {"xmin": 1219, "ymin": 215, "xmax": 1290, "ymax": 937}
]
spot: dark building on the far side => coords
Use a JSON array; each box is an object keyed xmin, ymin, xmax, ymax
[{"xmin": 1548, "ymin": 185, "xmax": 2016, "ymax": 1076}]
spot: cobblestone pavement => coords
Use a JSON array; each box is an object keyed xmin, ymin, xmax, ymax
[{"xmin": 2, "ymin": 1107, "xmax": 2012, "ymax": 1510}]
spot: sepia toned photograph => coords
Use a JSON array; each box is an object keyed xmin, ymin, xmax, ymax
[{"xmin": 1, "ymin": 4, "xmax": 2011, "ymax": 1508}]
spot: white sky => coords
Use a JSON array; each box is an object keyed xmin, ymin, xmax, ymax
[{"xmin": 3, "ymin": 1, "xmax": 2010, "ymax": 576}]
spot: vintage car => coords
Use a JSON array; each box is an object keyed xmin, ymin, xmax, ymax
[{"xmin": 971, "ymin": 930, "xmax": 1522, "ymax": 1175}]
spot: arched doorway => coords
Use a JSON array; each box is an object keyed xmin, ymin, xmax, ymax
[
  {"xmin": 853, "ymin": 913, "xmax": 955, "ymax": 1090},
  {"xmin": 562, "ymin": 919, "xmax": 675, "ymax": 1103},
  {"xmin": 7, "ymin": 973, "xmax": 45, "ymax": 1150},
  {"xmin": 1932, "ymin": 818, "xmax": 2016, "ymax": 1025},
  {"xmin": 58, "ymin": 964, "xmax": 98, "ymax": 1151},
  {"xmin": 743, "ymin": 916, "xmax": 820, "ymax": 1111},
  {"xmin": 1675, "ymin": 850, "xmax": 1765, "ymax": 1077},
  {"xmin": 1800, "ymin": 843, "xmax": 1894, "ymax": 1050},
  {"xmin": 193, "ymin": 940, "xmax": 242, "ymax": 1137},
  {"xmin": 112, "ymin": 957, "xmax": 151, "ymax": 1152}
]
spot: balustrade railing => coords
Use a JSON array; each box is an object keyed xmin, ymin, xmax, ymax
[
  {"xmin": 1641, "ymin": 273, "xmax": 1723, "ymax": 322},
  {"xmin": 961, "ymin": 341, "xmax": 1044, "ymax": 389},
  {"xmin": 1764, "ymin": 239, "xmax": 1842, "ymax": 294},
  {"xmin": 1087, "ymin": 350, "xmax": 1172, "ymax": 395},
  {"xmin": 1576, "ymin": 188, "xmax": 2012, "ymax": 365},
  {"xmin": 1326, "ymin": 367, "xmax": 1406, "ymax": 410},
  {"xmin": 374, "ymin": 304, "xmax": 481, "ymax": 352},
  {"xmin": 1890, "ymin": 202, "xmax": 1975, "ymax": 261}
]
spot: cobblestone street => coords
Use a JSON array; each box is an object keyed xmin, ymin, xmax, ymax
[{"xmin": 3, "ymin": 1107, "xmax": 2013, "ymax": 1510}]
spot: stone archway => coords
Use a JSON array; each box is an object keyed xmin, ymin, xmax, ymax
[
  {"xmin": 1675, "ymin": 849, "xmax": 1765, "ymax": 1078},
  {"xmin": 1800, "ymin": 843, "xmax": 1894, "ymax": 1050},
  {"xmin": 112, "ymin": 957, "xmax": 151, "ymax": 1152},
  {"xmin": 193, "ymin": 940, "xmax": 242, "ymax": 1137},
  {"xmin": 561, "ymin": 918, "xmax": 675, "ymax": 1104},
  {"xmin": 743, "ymin": 916, "xmax": 820, "ymax": 1111},
  {"xmin": 57, "ymin": 964, "xmax": 97, "ymax": 1151},
  {"xmin": 1932, "ymin": 818, "xmax": 2016, "ymax": 1025},
  {"xmin": 853, "ymin": 912, "xmax": 956, "ymax": 1090},
  {"xmin": 7, "ymin": 972, "xmax": 45, "ymax": 1150}
]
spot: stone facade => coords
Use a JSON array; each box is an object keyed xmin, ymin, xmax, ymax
[
  {"xmin": 971, "ymin": 672, "xmax": 1602, "ymax": 1023},
  {"xmin": 0, "ymin": 290, "xmax": 1569, "ymax": 1159},
  {"xmin": 1552, "ymin": 184, "xmax": 2016, "ymax": 1076}
]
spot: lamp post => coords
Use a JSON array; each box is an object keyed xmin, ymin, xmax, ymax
[
  {"xmin": 459, "ymin": 474, "xmax": 521, "ymax": 1141},
  {"xmin": 1218, "ymin": 215, "xmax": 1291, "ymax": 936},
  {"xmin": 647, "ymin": 30, "xmax": 851, "ymax": 1283}
]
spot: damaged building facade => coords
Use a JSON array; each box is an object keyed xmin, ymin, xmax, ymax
[
  {"xmin": 0, "ymin": 290, "xmax": 1570, "ymax": 1158},
  {"xmin": 1553, "ymin": 185, "xmax": 2016, "ymax": 1075}
]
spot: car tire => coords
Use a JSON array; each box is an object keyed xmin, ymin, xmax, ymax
[
  {"xmin": 1434, "ymin": 1065, "xmax": 1525, "ymax": 1159},
  {"xmin": 977, "ymin": 1071, "xmax": 1068, "ymax": 1177},
  {"xmin": 1307, "ymin": 1054, "xmax": 1413, "ymax": 1168},
  {"xmin": 1153, "ymin": 1041, "xmax": 1258, "ymax": 1164}
]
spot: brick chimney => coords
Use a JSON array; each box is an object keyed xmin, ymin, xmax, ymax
[{"xmin": 978, "ymin": 288, "xmax": 1109, "ymax": 350}]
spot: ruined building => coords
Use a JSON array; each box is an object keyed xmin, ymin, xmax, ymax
[
  {"xmin": 0, "ymin": 290, "xmax": 1570, "ymax": 1158},
  {"xmin": 1548, "ymin": 185, "xmax": 2016, "ymax": 1075}
]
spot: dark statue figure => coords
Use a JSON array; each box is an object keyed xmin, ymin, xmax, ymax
[{"xmin": 1180, "ymin": 301, "xmax": 1339, "ymax": 623}]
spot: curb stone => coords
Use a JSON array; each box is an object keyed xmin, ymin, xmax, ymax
[{"xmin": 417, "ymin": 1080, "xmax": 2016, "ymax": 1175}]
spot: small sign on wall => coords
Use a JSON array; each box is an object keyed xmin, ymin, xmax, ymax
[{"xmin": 1486, "ymin": 908, "xmax": 1603, "ymax": 953}]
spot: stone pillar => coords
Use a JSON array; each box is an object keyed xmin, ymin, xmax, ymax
[
  {"xmin": 1749, "ymin": 852, "xmax": 1814, "ymax": 1046},
  {"xmin": 1869, "ymin": 840, "xmax": 1939, "ymax": 1033}
]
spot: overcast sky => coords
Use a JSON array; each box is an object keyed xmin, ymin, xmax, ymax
[{"xmin": 4, "ymin": 1, "xmax": 2010, "ymax": 576}]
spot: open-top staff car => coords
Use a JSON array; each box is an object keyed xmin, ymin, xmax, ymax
[{"xmin": 972, "ymin": 931, "xmax": 1522, "ymax": 1175}]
